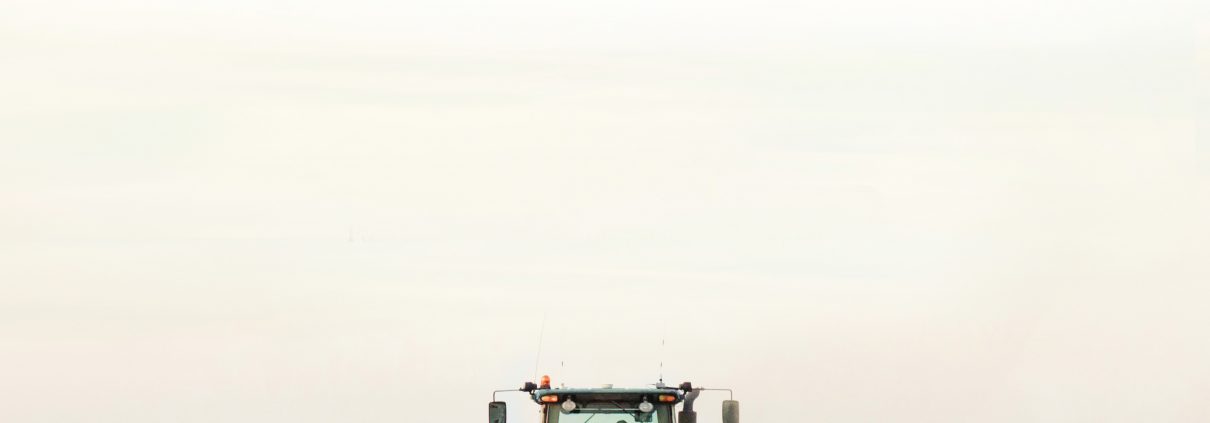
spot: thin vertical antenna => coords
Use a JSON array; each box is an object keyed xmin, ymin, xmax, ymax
[
  {"xmin": 533, "ymin": 312, "xmax": 547, "ymax": 383},
  {"xmin": 559, "ymin": 324, "xmax": 565, "ymax": 381},
  {"xmin": 659, "ymin": 328, "xmax": 667, "ymax": 384}
]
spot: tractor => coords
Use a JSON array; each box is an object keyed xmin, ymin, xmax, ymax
[{"xmin": 490, "ymin": 376, "xmax": 739, "ymax": 423}]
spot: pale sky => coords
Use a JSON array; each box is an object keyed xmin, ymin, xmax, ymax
[{"xmin": 2, "ymin": 0, "xmax": 1208, "ymax": 422}]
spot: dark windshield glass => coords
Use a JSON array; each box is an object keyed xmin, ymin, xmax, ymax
[{"xmin": 545, "ymin": 404, "xmax": 670, "ymax": 423}]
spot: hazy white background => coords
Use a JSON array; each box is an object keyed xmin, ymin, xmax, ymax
[{"xmin": 3, "ymin": 0, "xmax": 1208, "ymax": 422}]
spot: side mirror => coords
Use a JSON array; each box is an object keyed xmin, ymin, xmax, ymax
[
  {"xmin": 489, "ymin": 401, "xmax": 507, "ymax": 423},
  {"xmin": 722, "ymin": 400, "xmax": 739, "ymax": 423}
]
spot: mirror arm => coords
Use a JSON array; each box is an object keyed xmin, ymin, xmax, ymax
[
  {"xmin": 493, "ymin": 382, "xmax": 538, "ymax": 401},
  {"xmin": 695, "ymin": 388, "xmax": 734, "ymax": 400}
]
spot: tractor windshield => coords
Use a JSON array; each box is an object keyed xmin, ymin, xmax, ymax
[{"xmin": 544, "ymin": 403, "xmax": 671, "ymax": 423}]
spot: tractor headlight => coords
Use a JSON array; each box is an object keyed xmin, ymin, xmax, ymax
[
  {"xmin": 561, "ymin": 399, "xmax": 577, "ymax": 413},
  {"xmin": 638, "ymin": 399, "xmax": 654, "ymax": 413}
]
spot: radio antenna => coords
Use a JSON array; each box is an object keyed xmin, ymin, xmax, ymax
[
  {"xmin": 559, "ymin": 324, "xmax": 565, "ymax": 378},
  {"xmin": 533, "ymin": 312, "xmax": 547, "ymax": 383},
  {"xmin": 659, "ymin": 328, "xmax": 667, "ymax": 385}
]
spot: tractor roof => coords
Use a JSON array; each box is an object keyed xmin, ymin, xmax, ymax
[{"xmin": 530, "ymin": 387, "xmax": 684, "ymax": 404}]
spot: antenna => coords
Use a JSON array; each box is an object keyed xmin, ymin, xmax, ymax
[
  {"xmin": 559, "ymin": 324, "xmax": 565, "ymax": 379},
  {"xmin": 533, "ymin": 312, "xmax": 547, "ymax": 383},
  {"xmin": 659, "ymin": 327, "xmax": 667, "ymax": 385}
]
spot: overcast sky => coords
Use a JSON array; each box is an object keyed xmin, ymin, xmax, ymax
[{"xmin": 2, "ymin": 1, "xmax": 1208, "ymax": 422}]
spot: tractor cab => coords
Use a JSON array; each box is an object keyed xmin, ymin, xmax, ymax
[
  {"xmin": 532, "ymin": 386, "xmax": 681, "ymax": 423},
  {"xmin": 490, "ymin": 377, "xmax": 738, "ymax": 423}
]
